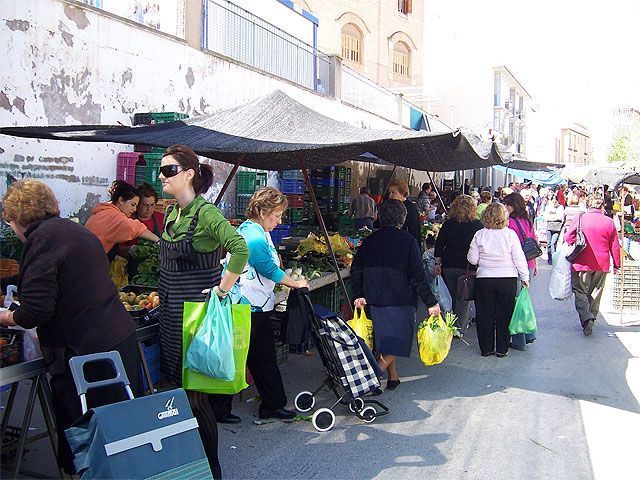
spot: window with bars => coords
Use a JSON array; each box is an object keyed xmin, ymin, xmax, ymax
[
  {"xmin": 398, "ymin": 0, "xmax": 412, "ymax": 15},
  {"xmin": 341, "ymin": 24, "xmax": 362, "ymax": 63},
  {"xmin": 393, "ymin": 42, "xmax": 410, "ymax": 77}
]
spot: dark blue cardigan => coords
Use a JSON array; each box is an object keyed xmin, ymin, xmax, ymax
[{"xmin": 350, "ymin": 226, "xmax": 437, "ymax": 308}]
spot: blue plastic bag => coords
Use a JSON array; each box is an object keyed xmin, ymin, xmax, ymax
[
  {"xmin": 185, "ymin": 294, "xmax": 235, "ymax": 381},
  {"xmin": 509, "ymin": 288, "xmax": 537, "ymax": 335}
]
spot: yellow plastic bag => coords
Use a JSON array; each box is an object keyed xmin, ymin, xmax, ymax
[
  {"xmin": 109, "ymin": 256, "xmax": 129, "ymax": 291},
  {"xmin": 417, "ymin": 315, "xmax": 453, "ymax": 366},
  {"xmin": 347, "ymin": 307, "xmax": 374, "ymax": 350}
]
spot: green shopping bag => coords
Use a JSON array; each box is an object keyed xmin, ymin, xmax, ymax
[
  {"xmin": 183, "ymin": 301, "xmax": 251, "ymax": 394},
  {"xmin": 509, "ymin": 288, "xmax": 537, "ymax": 335}
]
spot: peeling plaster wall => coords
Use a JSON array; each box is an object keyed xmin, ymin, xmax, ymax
[{"xmin": 1, "ymin": 0, "xmax": 401, "ymax": 217}]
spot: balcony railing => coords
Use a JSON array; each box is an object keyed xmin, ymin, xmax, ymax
[
  {"xmin": 203, "ymin": 0, "xmax": 330, "ymax": 95},
  {"xmin": 340, "ymin": 65, "xmax": 399, "ymax": 123}
]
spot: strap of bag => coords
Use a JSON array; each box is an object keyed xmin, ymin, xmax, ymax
[{"xmin": 513, "ymin": 217, "xmax": 528, "ymax": 243}]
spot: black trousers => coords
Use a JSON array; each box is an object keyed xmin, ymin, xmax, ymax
[
  {"xmin": 50, "ymin": 332, "xmax": 142, "ymax": 474},
  {"xmin": 210, "ymin": 310, "xmax": 287, "ymax": 416},
  {"xmin": 475, "ymin": 277, "xmax": 517, "ymax": 355}
]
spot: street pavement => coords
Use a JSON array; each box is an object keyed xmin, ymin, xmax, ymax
[{"xmin": 3, "ymin": 263, "xmax": 639, "ymax": 479}]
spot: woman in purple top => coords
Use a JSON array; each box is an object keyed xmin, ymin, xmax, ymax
[{"xmin": 503, "ymin": 193, "xmax": 539, "ymax": 350}]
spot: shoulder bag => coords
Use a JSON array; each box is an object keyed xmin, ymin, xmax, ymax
[
  {"xmin": 456, "ymin": 263, "xmax": 476, "ymax": 302},
  {"xmin": 514, "ymin": 217, "xmax": 543, "ymax": 261},
  {"xmin": 565, "ymin": 214, "xmax": 587, "ymax": 262}
]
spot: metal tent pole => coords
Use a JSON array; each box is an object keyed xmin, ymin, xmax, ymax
[
  {"xmin": 427, "ymin": 171, "xmax": 447, "ymax": 213},
  {"xmin": 299, "ymin": 158, "xmax": 353, "ymax": 316},
  {"xmin": 214, "ymin": 154, "xmax": 245, "ymax": 207},
  {"xmin": 619, "ymin": 182, "xmax": 626, "ymax": 324}
]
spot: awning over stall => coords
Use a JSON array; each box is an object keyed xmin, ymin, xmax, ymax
[{"xmin": 0, "ymin": 90, "xmax": 509, "ymax": 173}]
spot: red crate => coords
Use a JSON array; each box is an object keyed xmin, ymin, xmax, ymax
[
  {"xmin": 117, "ymin": 152, "xmax": 143, "ymax": 184},
  {"xmin": 286, "ymin": 194, "xmax": 305, "ymax": 208}
]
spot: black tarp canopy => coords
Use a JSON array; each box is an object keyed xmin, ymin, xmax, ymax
[{"xmin": 0, "ymin": 90, "xmax": 509, "ymax": 172}]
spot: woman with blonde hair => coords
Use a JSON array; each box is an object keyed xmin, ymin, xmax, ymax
[
  {"xmin": 211, "ymin": 187, "xmax": 309, "ymax": 422},
  {"xmin": 434, "ymin": 194, "xmax": 484, "ymax": 333},
  {"xmin": 0, "ymin": 180, "xmax": 141, "ymax": 474},
  {"xmin": 467, "ymin": 203, "xmax": 529, "ymax": 357}
]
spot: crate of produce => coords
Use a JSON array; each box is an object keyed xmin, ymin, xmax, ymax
[
  {"xmin": 0, "ymin": 259, "xmax": 19, "ymax": 278},
  {"xmin": 236, "ymin": 193, "xmax": 252, "ymax": 217},
  {"xmin": 117, "ymin": 152, "xmax": 143, "ymax": 184},
  {"xmin": 275, "ymin": 342, "xmax": 289, "ymax": 364},
  {"xmin": 280, "ymin": 179, "xmax": 305, "ymax": 195},
  {"xmin": 286, "ymin": 194, "xmax": 305, "ymax": 208},
  {"xmin": 0, "ymin": 328, "xmax": 24, "ymax": 368},
  {"xmin": 256, "ymin": 172, "xmax": 267, "ymax": 189},
  {"xmin": 270, "ymin": 224, "xmax": 291, "ymax": 245},
  {"xmin": 152, "ymin": 112, "xmax": 189, "ymax": 124},
  {"xmin": 155, "ymin": 198, "xmax": 177, "ymax": 214},
  {"xmin": 281, "ymin": 170, "xmax": 304, "ymax": 180},
  {"xmin": 119, "ymin": 285, "xmax": 160, "ymax": 325}
]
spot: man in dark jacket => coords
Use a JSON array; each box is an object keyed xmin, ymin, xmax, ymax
[{"xmin": 387, "ymin": 179, "xmax": 421, "ymax": 244}]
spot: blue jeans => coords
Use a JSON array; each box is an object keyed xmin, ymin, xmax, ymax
[
  {"xmin": 511, "ymin": 267, "xmax": 536, "ymax": 350},
  {"xmin": 546, "ymin": 229, "xmax": 560, "ymax": 262},
  {"xmin": 355, "ymin": 217, "xmax": 374, "ymax": 230}
]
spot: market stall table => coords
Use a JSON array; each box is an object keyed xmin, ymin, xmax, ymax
[{"xmin": 1, "ymin": 358, "xmax": 59, "ymax": 479}]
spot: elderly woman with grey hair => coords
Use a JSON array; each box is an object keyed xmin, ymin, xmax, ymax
[{"xmin": 351, "ymin": 200, "xmax": 440, "ymax": 391}]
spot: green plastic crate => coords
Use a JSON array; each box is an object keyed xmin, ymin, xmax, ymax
[
  {"xmin": 152, "ymin": 112, "xmax": 189, "ymax": 124},
  {"xmin": 237, "ymin": 172, "xmax": 257, "ymax": 193},
  {"xmin": 309, "ymin": 285, "xmax": 337, "ymax": 311},
  {"xmin": 288, "ymin": 208, "xmax": 306, "ymax": 224},
  {"xmin": 143, "ymin": 153, "xmax": 164, "ymax": 184}
]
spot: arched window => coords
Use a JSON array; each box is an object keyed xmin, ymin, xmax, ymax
[
  {"xmin": 393, "ymin": 41, "xmax": 410, "ymax": 77},
  {"xmin": 341, "ymin": 23, "xmax": 363, "ymax": 63}
]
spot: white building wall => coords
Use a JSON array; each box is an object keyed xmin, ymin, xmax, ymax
[{"xmin": 0, "ymin": 0, "xmax": 400, "ymax": 219}]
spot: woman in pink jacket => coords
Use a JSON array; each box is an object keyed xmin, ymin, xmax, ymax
[{"xmin": 503, "ymin": 193, "xmax": 539, "ymax": 350}]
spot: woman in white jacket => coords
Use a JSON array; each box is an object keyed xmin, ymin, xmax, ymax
[{"xmin": 467, "ymin": 203, "xmax": 529, "ymax": 357}]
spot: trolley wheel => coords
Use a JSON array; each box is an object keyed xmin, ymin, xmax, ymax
[
  {"xmin": 294, "ymin": 391, "xmax": 315, "ymax": 413},
  {"xmin": 311, "ymin": 408, "xmax": 336, "ymax": 432},
  {"xmin": 360, "ymin": 406, "xmax": 377, "ymax": 423},
  {"xmin": 348, "ymin": 398, "xmax": 365, "ymax": 413}
]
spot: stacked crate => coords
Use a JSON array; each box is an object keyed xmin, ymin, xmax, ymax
[
  {"xmin": 280, "ymin": 170, "xmax": 307, "ymax": 226},
  {"xmin": 612, "ymin": 261, "xmax": 640, "ymax": 311},
  {"xmin": 131, "ymin": 112, "xmax": 189, "ymax": 190},
  {"xmin": 236, "ymin": 171, "xmax": 267, "ymax": 218},
  {"xmin": 306, "ymin": 166, "xmax": 352, "ymax": 229},
  {"xmin": 116, "ymin": 152, "xmax": 144, "ymax": 185}
]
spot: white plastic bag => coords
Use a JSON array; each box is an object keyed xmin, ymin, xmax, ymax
[
  {"xmin": 436, "ymin": 277, "xmax": 453, "ymax": 312},
  {"xmin": 4, "ymin": 285, "xmax": 42, "ymax": 360},
  {"xmin": 549, "ymin": 243, "xmax": 573, "ymax": 301}
]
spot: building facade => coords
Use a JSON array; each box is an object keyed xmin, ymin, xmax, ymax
[
  {"xmin": 558, "ymin": 124, "xmax": 592, "ymax": 165},
  {"xmin": 296, "ymin": 0, "xmax": 424, "ymax": 89}
]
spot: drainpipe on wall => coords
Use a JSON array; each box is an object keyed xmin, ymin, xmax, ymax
[
  {"xmin": 329, "ymin": 55, "xmax": 342, "ymax": 99},
  {"xmin": 397, "ymin": 93, "xmax": 404, "ymax": 126}
]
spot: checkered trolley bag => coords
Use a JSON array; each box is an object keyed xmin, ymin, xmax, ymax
[
  {"xmin": 64, "ymin": 351, "xmax": 213, "ymax": 479},
  {"xmin": 293, "ymin": 297, "xmax": 388, "ymax": 432}
]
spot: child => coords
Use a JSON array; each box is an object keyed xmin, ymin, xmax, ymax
[{"xmin": 422, "ymin": 234, "xmax": 437, "ymax": 298}]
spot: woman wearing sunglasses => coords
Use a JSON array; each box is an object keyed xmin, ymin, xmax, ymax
[
  {"xmin": 157, "ymin": 145, "xmax": 249, "ymax": 479},
  {"xmin": 85, "ymin": 180, "xmax": 160, "ymax": 260}
]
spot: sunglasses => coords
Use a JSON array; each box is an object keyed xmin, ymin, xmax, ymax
[{"xmin": 158, "ymin": 164, "xmax": 185, "ymax": 178}]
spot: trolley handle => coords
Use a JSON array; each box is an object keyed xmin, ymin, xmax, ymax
[{"xmin": 68, "ymin": 351, "xmax": 135, "ymax": 414}]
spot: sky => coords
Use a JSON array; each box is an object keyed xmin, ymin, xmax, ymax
[{"xmin": 423, "ymin": 0, "xmax": 640, "ymax": 163}]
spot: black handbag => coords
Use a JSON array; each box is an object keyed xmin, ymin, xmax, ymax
[
  {"xmin": 456, "ymin": 264, "xmax": 476, "ymax": 302},
  {"xmin": 565, "ymin": 214, "xmax": 587, "ymax": 262},
  {"xmin": 514, "ymin": 218, "xmax": 543, "ymax": 261}
]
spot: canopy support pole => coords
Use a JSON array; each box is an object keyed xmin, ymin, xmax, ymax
[
  {"xmin": 299, "ymin": 158, "xmax": 353, "ymax": 317},
  {"xmin": 620, "ymin": 182, "xmax": 625, "ymax": 325},
  {"xmin": 427, "ymin": 171, "xmax": 447, "ymax": 213},
  {"xmin": 214, "ymin": 154, "xmax": 244, "ymax": 207}
]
